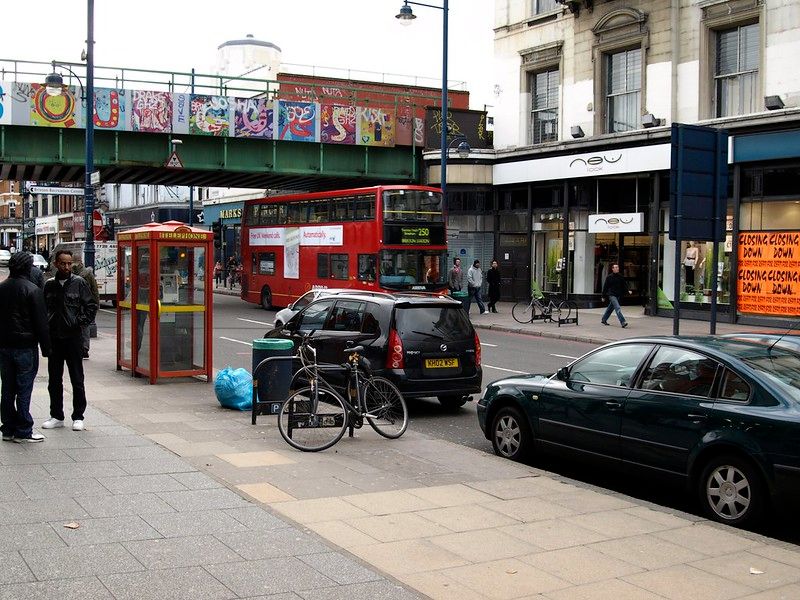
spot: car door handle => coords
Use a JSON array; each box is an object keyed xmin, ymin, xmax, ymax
[
  {"xmin": 605, "ymin": 401, "xmax": 623, "ymax": 409},
  {"xmin": 687, "ymin": 413, "xmax": 707, "ymax": 421}
]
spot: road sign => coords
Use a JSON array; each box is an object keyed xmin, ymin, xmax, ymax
[
  {"xmin": 28, "ymin": 186, "xmax": 84, "ymax": 196},
  {"xmin": 90, "ymin": 171, "xmax": 101, "ymax": 186},
  {"xmin": 165, "ymin": 151, "xmax": 184, "ymax": 169},
  {"xmin": 669, "ymin": 123, "xmax": 728, "ymax": 242},
  {"xmin": 92, "ymin": 210, "xmax": 104, "ymax": 238}
]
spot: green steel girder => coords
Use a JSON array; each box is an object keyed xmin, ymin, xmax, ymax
[{"xmin": 0, "ymin": 125, "xmax": 421, "ymax": 191}]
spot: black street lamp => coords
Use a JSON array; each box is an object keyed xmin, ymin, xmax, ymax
[
  {"xmin": 396, "ymin": 0, "xmax": 458, "ymax": 201},
  {"xmin": 43, "ymin": 0, "xmax": 95, "ymax": 269}
]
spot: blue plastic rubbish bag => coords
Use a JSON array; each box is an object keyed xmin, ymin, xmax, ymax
[{"xmin": 214, "ymin": 366, "xmax": 253, "ymax": 411}]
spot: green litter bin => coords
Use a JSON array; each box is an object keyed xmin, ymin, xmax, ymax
[
  {"xmin": 451, "ymin": 290, "xmax": 468, "ymax": 300},
  {"xmin": 252, "ymin": 338, "xmax": 294, "ymax": 418}
]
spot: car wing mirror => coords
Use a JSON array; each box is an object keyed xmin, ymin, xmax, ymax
[{"xmin": 556, "ymin": 366, "xmax": 570, "ymax": 381}]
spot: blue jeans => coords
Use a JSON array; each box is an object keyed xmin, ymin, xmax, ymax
[
  {"xmin": 465, "ymin": 286, "xmax": 486, "ymax": 315},
  {"xmin": 0, "ymin": 347, "xmax": 39, "ymax": 438},
  {"xmin": 601, "ymin": 295, "xmax": 627, "ymax": 325}
]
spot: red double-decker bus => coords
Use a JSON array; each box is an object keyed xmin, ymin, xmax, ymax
[{"xmin": 240, "ymin": 185, "xmax": 448, "ymax": 309}]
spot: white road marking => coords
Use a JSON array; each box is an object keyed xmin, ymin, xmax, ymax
[
  {"xmin": 483, "ymin": 364, "xmax": 526, "ymax": 374},
  {"xmin": 219, "ymin": 336, "xmax": 253, "ymax": 347},
  {"xmin": 237, "ymin": 317, "xmax": 272, "ymax": 326},
  {"xmin": 480, "ymin": 342, "xmax": 498, "ymax": 347},
  {"xmin": 550, "ymin": 353, "xmax": 578, "ymax": 360}
]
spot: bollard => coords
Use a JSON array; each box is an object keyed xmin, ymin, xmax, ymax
[{"xmin": 251, "ymin": 338, "xmax": 294, "ymax": 423}]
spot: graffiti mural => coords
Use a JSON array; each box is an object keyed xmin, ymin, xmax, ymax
[
  {"xmin": 234, "ymin": 97, "xmax": 273, "ymax": 138},
  {"xmin": 30, "ymin": 83, "xmax": 79, "ymax": 128},
  {"xmin": 172, "ymin": 93, "xmax": 190, "ymax": 135},
  {"xmin": 395, "ymin": 104, "xmax": 413, "ymax": 146},
  {"xmin": 131, "ymin": 91, "xmax": 172, "ymax": 132},
  {"xmin": 93, "ymin": 88, "xmax": 126, "ymax": 130},
  {"xmin": 357, "ymin": 107, "xmax": 395, "ymax": 147},
  {"xmin": 414, "ymin": 117, "xmax": 425, "ymax": 146},
  {"xmin": 277, "ymin": 101, "xmax": 319, "ymax": 142},
  {"xmin": 190, "ymin": 95, "xmax": 230, "ymax": 136},
  {"xmin": 320, "ymin": 103, "xmax": 356, "ymax": 145},
  {"xmin": 0, "ymin": 81, "xmax": 10, "ymax": 124},
  {"xmin": 4, "ymin": 77, "xmax": 436, "ymax": 149}
]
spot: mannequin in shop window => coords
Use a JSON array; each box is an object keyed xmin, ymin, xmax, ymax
[{"xmin": 684, "ymin": 242, "xmax": 703, "ymax": 293}]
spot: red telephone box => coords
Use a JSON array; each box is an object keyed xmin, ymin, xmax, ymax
[{"xmin": 116, "ymin": 221, "xmax": 213, "ymax": 384}]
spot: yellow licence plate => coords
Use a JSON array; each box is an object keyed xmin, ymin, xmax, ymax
[{"xmin": 425, "ymin": 358, "xmax": 459, "ymax": 368}]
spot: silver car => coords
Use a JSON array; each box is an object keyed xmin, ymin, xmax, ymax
[
  {"xmin": 273, "ymin": 289, "xmax": 392, "ymax": 328},
  {"xmin": 32, "ymin": 253, "xmax": 48, "ymax": 271},
  {"xmin": 0, "ymin": 249, "xmax": 11, "ymax": 267}
]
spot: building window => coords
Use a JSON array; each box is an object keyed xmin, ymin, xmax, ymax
[
  {"xmin": 714, "ymin": 23, "xmax": 759, "ymax": 117},
  {"xmin": 532, "ymin": 0, "xmax": 559, "ymax": 14},
  {"xmin": 529, "ymin": 69, "xmax": 559, "ymax": 145},
  {"xmin": 605, "ymin": 48, "xmax": 641, "ymax": 133}
]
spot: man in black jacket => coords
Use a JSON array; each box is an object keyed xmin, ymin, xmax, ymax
[
  {"xmin": 601, "ymin": 263, "xmax": 631, "ymax": 328},
  {"xmin": 41, "ymin": 250, "xmax": 98, "ymax": 432},
  {"xmin": 0, "ymin": 252, "xmax": 51, "ymax": 443}
]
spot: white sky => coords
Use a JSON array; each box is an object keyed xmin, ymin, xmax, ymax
[{"xmin": 3, "ymin": 0, "xmax": 496, "ymax": 110}]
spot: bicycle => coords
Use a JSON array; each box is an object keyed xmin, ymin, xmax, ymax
[
  {"xmin": 512, "ymin": 291, "xmax": 571, "ymax": 324},
  {"xmin": 278, "ymin": 337, "xmax": 409, "ymax": 452}
]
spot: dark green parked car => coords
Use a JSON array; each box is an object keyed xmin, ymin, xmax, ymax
[{"xmin": 477, "ymin": 334, "xmax": 800, "ymax": 527}]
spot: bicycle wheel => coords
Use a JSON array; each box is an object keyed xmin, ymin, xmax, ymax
[
  {"xmin": 363, "ymin": 376, "xmax": 408, "ymax": 439},
  {"xmin": 512, "ymin": 300, "xmax": 534, "ymax": 323},
  {"xmin": 557, "ymin": 301, "xmax": 571, "ymax": 322},
  {"xmin": 278, "ymin": 386, "xmax": 348, "ymax": 452}
]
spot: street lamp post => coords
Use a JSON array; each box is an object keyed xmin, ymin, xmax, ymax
[
  {"xmin": 44, "ymin": 0, "xmax": 95, "ymax": 270},
  {"xmin": 396, "ymin": 0, "xmax": 452, "ymax": 199}
]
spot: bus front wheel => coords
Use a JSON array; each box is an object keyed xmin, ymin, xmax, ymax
[{"xmin": 260, "ymin": 287, "xmax": 273, "ymax": 311}]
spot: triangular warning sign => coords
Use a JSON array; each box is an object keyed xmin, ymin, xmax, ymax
[{"xmin": 165, "ymin": 150, "xmax": 184, "ymax": 169}]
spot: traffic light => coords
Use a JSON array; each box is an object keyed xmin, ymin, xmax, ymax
[{"xmin": 211, "ymin": 220, "xmax": 222, "ymax": 249}]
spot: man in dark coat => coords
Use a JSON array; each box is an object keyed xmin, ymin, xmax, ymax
[
  {"xmin": 41, "ymin": 250, "xmax": 98, "ymax": 432},
  {"xmin": 601, "ymin": 263, "xmax": 631, "ymax": 328},
  {"xmin": 0, "ymin": 252, "xmax": 51, "ymax": 442}
]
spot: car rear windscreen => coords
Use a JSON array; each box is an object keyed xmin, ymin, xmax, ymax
[{"xmin": 395, "ymin": 306, "xmax": 473, "ymax": 342}]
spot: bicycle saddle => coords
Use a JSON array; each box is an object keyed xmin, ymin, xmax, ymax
[{"xmin": 344, "ymin": 344, "xmax": 365, "ymax": 354}]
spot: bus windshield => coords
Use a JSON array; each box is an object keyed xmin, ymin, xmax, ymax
[
  {"xmin": 383, "ymin": 190, "xmax": 443, "ymax": 222},
  {"xmin": 379, "ymin": 249, "xmax": 447, "ymax": 290}
]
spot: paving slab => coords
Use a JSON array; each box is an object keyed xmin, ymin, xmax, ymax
[{"xmin": 20, "ymin": 542, "xmax": 145, "ymax": 580}]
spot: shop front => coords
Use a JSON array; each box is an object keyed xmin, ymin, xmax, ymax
[
  {"xmin": 34, "ymin": 215, "xmax": 58, "ymax": 253},
  {"xmin": 203, "ymin": 203, "xmax": 244, "ymax": 265},
  {"xmin": 653, "ymin": 130, "xmax": 800, "ymax": 325},
  {"xmin": 494, "ymin": 142, "xmax": 669, "ymax": 307}
]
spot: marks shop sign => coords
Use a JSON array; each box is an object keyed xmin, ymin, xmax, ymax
[{"xmin": 494, "ymin": 144, "xmax": 671, "ymax": 185}]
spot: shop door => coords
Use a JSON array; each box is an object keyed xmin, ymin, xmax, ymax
[{"xmin": 497, "ymin": 234, "xmax": 529, "ymax": 301}]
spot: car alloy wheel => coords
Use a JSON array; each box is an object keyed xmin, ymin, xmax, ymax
[
  {"xmin": 700, "ymin": 455, "xmax": 763, "ymax": 526},
  {"xmin": 491, "ymin": 406, "xmax": 530, "ymax": 461}
]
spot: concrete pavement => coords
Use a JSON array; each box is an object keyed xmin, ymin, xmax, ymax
[{"xmin": 3, "ymin": 298, "xmax": 799, "ymax": 599}]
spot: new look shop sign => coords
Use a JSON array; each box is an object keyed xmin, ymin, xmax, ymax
[
  {"xmin": 494, "ymin": 144, "xmax": 671, "ymax": 185},
  {"xmin": 588, "ymin": 212, "xmax": 644, "ymax": 233}
]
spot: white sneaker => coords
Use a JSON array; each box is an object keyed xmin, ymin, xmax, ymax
[
  {"xmin": 14, "ymin": 432, "xmax": 44, "ymax": 443},
  {"xmin": 41, "ymin": 418, "xmax": 64, "ymax": 429},
  {"xmin": 72, "ymin": 420, "xmax": 85, "ymax": 431}
]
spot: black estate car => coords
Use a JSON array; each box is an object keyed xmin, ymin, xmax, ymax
[
  {"xmin": 477, "ymin": 334, "xmax": 800, "ymax": 527},
  {"xmin": 266, "ymin": 293, "xmax": 482, "ymax": 408}
]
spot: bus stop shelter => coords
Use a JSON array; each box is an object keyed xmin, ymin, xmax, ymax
[{"xmin": 116, "ymin": 221, "xmax": 213, "ymax": 384}]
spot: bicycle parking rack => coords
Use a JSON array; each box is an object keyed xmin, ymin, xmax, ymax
[{"xmin": 557, "ymin": 301, "xmax": 579, "ymax": 327}]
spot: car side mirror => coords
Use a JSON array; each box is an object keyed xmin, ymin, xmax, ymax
[{"xmin": 556, "ymin": 366, "xmax": 570, "ymax": 381}]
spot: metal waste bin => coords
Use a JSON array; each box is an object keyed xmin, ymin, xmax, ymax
[{"xmin": 251, "ymin": 338, "xmax": 294, "ymax": 423}]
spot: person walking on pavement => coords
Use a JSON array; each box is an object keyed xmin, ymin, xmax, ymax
[
  {"xmin": 226, "ymin": 255, "xmax": 238, "ymax": 289},
  {"xmin": 601, "ymin": 263, "xmax": 631, "ymax": 327},
  {"xmin": 214, "ymin": 260, "xmax": 223, "ymax": 287},
  {"xmin": 41, "ymin": 250, "xmax": 98, "ymax": 432},
  {"xmin": 448, "ymin": 257, "xmax": 465, "ymax": 307},
  {"xmin": 0, "ymin": 252, "xmax": 51, "ymax": 443},
  {"xmin": 486, "ymin": 259, "xmax": 501, "ymax": 313},
  {"xmin": 466, "ymin": 260, "xmax": 487, "ymax": 316}
]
